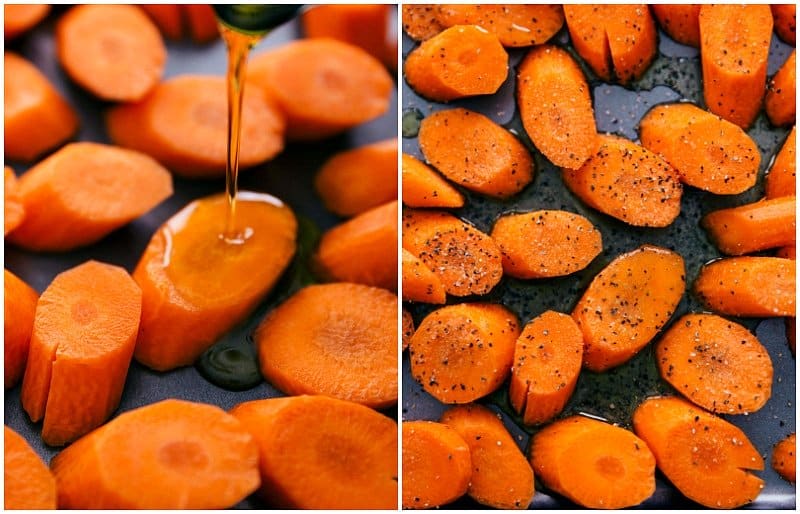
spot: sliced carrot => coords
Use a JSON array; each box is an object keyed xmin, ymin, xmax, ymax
[
  {"xmin": 418, "ymin": 108, "xmax": 534, "ymax": 198},
  {"xmin": 573, "ymin": 245, "xmax": 685, "ymax": 372},
  {"xmin": 4, "ymin": 269, "xmax": 38, "ymax": 389},
  {"xmin": 4, "ymin": 425, "xmax": 56, "ymax": 510},
  {"xmin": 403, "ymin": 308, "xmax": 415, "ymax": 351},
  {"xmin": 401, "ymin": 4, "xmax": 445, "ymax": 41},
  {"xmin": 639, "ymin": 103, "xmax": 760, "ymax": 194},
  {"xmin": 247, "ymin": 38, "xmax": 392, "ymax": 141},
  {"xmin": 139, "ymin": 5, "xmax": 183, "ymax": 40},
  {"xmin": 185, "ymin": 5, "xmax": 218, "ymax": 43},
  {"xmin": 401, "ymin": 153, "xmax": 464, "ymax": 208},
  {"xmin": 765, "ymin": 126, "xmax": 796, "ymax": 199},
  {"xmin": 776, "ymin": 245, "xmax": 796, "ymax": 259},
  {"xmin": 302, "ymin": 4, "xmax": 389, "ymax": 65},
  {"xmin": 772, "ymin": 4, "xmax": 796, "ymax": 45},
  {"xmin": 632, "ymin": 396, "xmax": 764, "ymax": 508},
  {"xmin": 651, "ymin": 4, "xmax": 701, "ymax": 47},
  {"xmin": 134, "ymin": 192, "xmax": 296, "ymax": 371},
  {"xmin": 402, "ymin": 248, "xmax": 446, "ymax": 304},
  {"xmin": 531, "ymin": 415, "xmax": 656, "ymax": 509},
  {"xmin": 107, "ymin": 75, "xmax": 285, "ymax": 178},
  {"xmin": 4, "ymin": 167, "xmax": 24, "ymax": 236},
  {"xmin": 314, "ymin": 138, "xmax": 397, "ymax": 218},
  {"xmin": 509, "ymin": 311, "xmax": 583, "ymax": 426},
  {"xmin": 773, "ymin": 433, "xmax": 796, "ymax": 483},
  {"xmin": 4, "ymin": 4, "xmax": 50, "ymax": 39},
  {"xmin": 562, "ymin": 134, "xmax": 683, "ymax": 227},
  {"xmin": 402, "ymin": 209, "xmax": 503, "ymax": 297},
  {"xmin": 701, "ymin": 196, "xmax": 796, "ymax": 255},
  {"xmin": 409, "ymin": 303, "xmax": 519, "ymax": 404},
  {"xmin": 231, "ymin": 395, "xmax": 397, "ymax": 509},
  {"xmin": 402, "ymin": 420, "xmax": 471, "ymax": 509},
  {"xmin": 440, "ymin": 404, "xmax": 535, "ymax": 509},
  {"xmin": 437, "ymin": 4, "xmax": 565, "ymax": 47},
  {"xmin": 699, "ymin": 4, "xmax": 773, "ymax": 128},
  {"xmin": 7, "ymin": 142, "xmax": 173, "ymax": 252},
  {"xmin": 50, "ymin": 399, "xmax": 260, "ymax": 509},
  {"xmin": 766, "ymin": 51, "xmax": 796, "ymax": 127},
  {"xmin": 256, "ymin": 283, "xmax": 397, "ymax": 408},
  {"xmin": 491, "ymin": 210, "xmax": 602, "ymax": 279},
  {"xmin": 4, "ymin": 52, "xmax": 78, "ymax": 162},
  {"xmin": 313, "ymin": 200, "xmax": 397, "ymax": 291},
  {"xmin": 694, "ymin": 256, "xmax": 795, "ymax": 317}
]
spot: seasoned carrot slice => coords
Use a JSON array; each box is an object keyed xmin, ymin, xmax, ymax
[
  {"xmin": 4, "ymin": 269, "xmax": 38, "ymax": 389},
  {"xmin": 633, "ymin": 396, "xmax": 764, "ymax": 508},
  {"xmin": 765, "ymin": 126, "xmax": 796, "ymax": 199},
  {"xmin": 402, "ymin": 4, "xmax": 446, "ymax": 40},
  {"xmin": 701, "ymin": 196, "xmax": 796, "ymax": 255},
  {"xmin": 4, "ymin": 425, "xmax": 56, "ymax": 510},
  {"xmin": 766, "ymin": 51, "xmax": 796, "ymax": 127},
  {"xmin": 651, "ymin": 4, "xmax": 701, "ymax": 47},
  {"xmin": 437, "ymin": 4, "xmax": 564, "ymax": 47},
  {"xmin": 403, "ymin": 308, "xmax": 415, "ymax": 351},
  {"xmin": 4, "ymin": 4, "xmax": 50, "ymax": 39},
  {"xmin": 302, "ymin": 4, "xmax": 389, "ymax": 64},
  {"xmin": 402, "ymin": 248, "xmax": 446, "ymax": 304},
  {"xmin": 139, "ymin": 4, "xmax": 183, "ymax": 40},
  {"xmin": 4, "ymin": 167, "xmax": 24, "ymax": 236},
  {"xmin": 771, "ymin": 4, "xmax": 796, "ymax": 45},
  {"xmin": 185, "ymin": 5, "xmax": 218, "ymax": 43},
  {"xmin": 773, "ymin": 433, "xmax": 796, "ymax": 483},
  {"xmin": 401, "ymin": 153, "xmax": 464, "ymax": 208}
]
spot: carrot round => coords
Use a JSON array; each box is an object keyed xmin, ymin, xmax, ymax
[
  {"xmin": 773, "ymin": 433, "xmax": 796, "ymax": 483},
  {"xmin": 633, "ymin": 396, "xmax": 764, "ymax": 508},
  {"xmin": 701, "ymin": 196, "xmax": 796, "ymax": 255},
  {"xmin": 562, "ymin": 134, "xmax": 683, "ymax": 227},
  {"xmin": 517, "ymin": 45, "xmax": 598, "ymax": 169},
  {"xmin": 765, "ymin": 126, "xmax": 796, "ymax": 199},
  {"xmin": 651, "ymin": 4, "xmax": 701, "ymax": 47},
  {"xmin": 302, "ymin": 4, "xmax": 389, "ymax": 65},
  {"xmin": 4, "ymin": 269, "xmax": 38, "ymax": 389},
  {"xmin": 573, "ymin": 244, "xmax": 685, "ymax": 372},
  {"xmin": 639, "ymin": 103, "xmax": 760, "ymax": 195},
  {"xmin": 418, "ymin": 108, "xmax": 534, "ymax": 198},
  {"xmin": 401, "ymin": 153, "xmax": 464, "ymax": 208},
  {"xmin": 491, "ymin": 210, "xmax": 602, "ymax": 279},
  {"xmin": 766, "ymin": 50, "xmax": 796, "ymax": 127},
  {"xmin": 699, "ymin": 4, "xmax": 773, "ymax": 128},
  {"xmin": 402, "ymin": 420, "xmax": 471, "ymax": 509},
  {"xmin": 771, "ymin": 4, "xmax": 796, "ymax": 45},
  {"xmin": 4, "ymin": 167, "xmax": 24, "ymax": 236},
  {"xmin": 139, "ymin": 4, "xmax": 183, "ymax": 40},
  {"xmin": 531, "ymin": 415, "xmax": 656, "ymax": 509},
  {"xmin": 4, "ymin": 425, "xmax": 56, "ymax": 510},
  {"xmin": 402, "ymin": 209, "xmax": 503, "ymax": 297},
  {"xmin": 403, "ymin": 308, "xmax": 415, "ymax": 351},
  {"xmin": 4, "ymin": 4, "xmax": 50, "ymax": 39},
  {"xmin": 437, "ymin": 4, "xmax": 565, "ymax": 47},
  {"xmin": 184, "ymin": 5, "xmax": 218, "ymax": 44},
  {"xmin": 402, "ymin": 248, "xmax": 446, "ymax": 304},
  {"xmin": 440, "ymin": 404, "xmax": 535, "ymax": 509},
  {"xmin": 50, "ymin": 399, "xmax": 260, "ymax": 509},
  {"xmin": 402, "ymin": 4, "xmax": 446, "ymax": 41}
]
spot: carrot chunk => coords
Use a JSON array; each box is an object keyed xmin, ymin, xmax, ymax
[
  {"xmin": 139, "ymin": 4, "xmax": 183, "ymax": 40},
  {"xmin": 4, "ymin": 4, "xmax": 50, "ymax": 39},
  {"xmin": 4, "ymin": 426, "xmax": 56, "ymax": 510},
  {"xmin": 771, "ymin": 4, "xmax": 796, "ymax": 45},
  {"xmin": 4, "ymin": 167, "xmax": 24, "ymax": 236},
  {"xmin": 766, "ymin": 50, "xmax": 796, "ymax": 127},
  {"xmin": 403, "ymin": 308, "xmax": 415, "ymax": 351},
  {"xmin": 651, "ymin": 4, "xmax": 701, "ymax": 47},
  {"xmin": 437, "ymin": 4, "xmax": 564, "ymax": 47},
  {"xmin": 772, "ymin": 433, "xmax": 796, "ymax": 483},
  {"xmin": 4, "ymin": 269, "xmax": 38, "ymax": 389},
  {"xmin": 701, "ymin": 196, "xmax": 796, "ymax": 255},
  {"xmin": 402, "ymin": 4, "xmax": 446, "ymax": 41},
  {"xmin": 402, "ymin": 248, "xmax": 446, "ymax": 304},
  {"xmin": 633, "ymin": 396, "xmax": 764, "ymax": 508},
  {"xmin": 402, "ymin": 153, "xmax": 464, "ymax": 208},
  {"xmin": 184, "ymin": 5, "xmax": 218, "ymax": 44},
  {"xmin": 765, "ymin": 126, "xmax": 796, "ymax": 199},
  {"xmin": 302, "ymin": 4, "xmax": 390, "ymax": 65}
]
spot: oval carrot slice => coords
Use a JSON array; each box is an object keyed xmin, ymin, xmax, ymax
[
  {"xmin": 440, "ymin": 404, "xmax": 535, "ymax": 509},
  {"xmin": 437, "ymin": 4, "xmax": 564, "ymax": 47},
  {"xmin": 139, "ymin": 4, "xmax": 183, "ymax": 40},
  {"xmin": 765, "ymin": 126, "xmax": 796, "ymax": 199},
  {"xmin": 418, "ymin": 108, "xmax": 534, "ymax": 198},
  {"xmin": 701, "ymin": 196, "xmax": 796, "ymax": 255},
  {"xmin": 772, "ymin": 433, "xmax": 796, "ymax": 483},
  {"xmin": 491, "ymin": 210, "xmax": 602, "ymax": 279},
  {"xmin": 633, "ymin": 396, "xmax": 764, "ymax": 508},
  {"xmin": 531, "ymin": 415, "xmax": 656, "ymax": 509},
  {"xmin": 766, "ymin": 50, "xmax": 796, "ymax": 127},
  {"xmin": 302, "ymin": 4, "xmax": 389, "ymax": 64},
  {"xmin": 403, "ymin": 308, "xmax": 415, "ymax": 351},
  {"xmin": 184, "ymin": 4, "xmax": 218, "ymax": 44},
  {"xmin": 402, "ymin": 4, "xmax": 446, "ymax": 41},
  {"xmin": 771, "ymin": 4, "xmax": 796, "ymax": 45},
  {"xmin": 651, "ymin": 5, "xmax": 701, "ymax": 47},
  {"xmin": 4, "ymin": 4, "xmax": 49, "ymax": 39},
  {"xmin": 402, "ymin": 248, "xmax": 446, "ymax": 304},
  {"xmin": 4, "ymin": 167, "xmax": 24, "ymax": 236},
  {"xmin": 50, "ymin": 399, "xmax": 260, "ymax": 509},
  {"xmin": 4, "ymin": 425, "xmax": 56, "ymax": 510},
  {"xmin": 4, "ymin": 269, "xmax": 38, "ymax": 389},
  {"xmin": 402, "ymin": 153, "xmax": 464, "ymax": 208}
]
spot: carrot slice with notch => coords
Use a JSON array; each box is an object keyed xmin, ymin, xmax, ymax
[
  {"xmin": 4, "ymin": 269, "xmax": 38, "ymax": 389},
  {"xmin": 401, "ymin": 153, "xmax": 464, "ymax": 208},
  {"xmin": 701, "ymin": 196, "xmax": 796, "ymax": 255},
  {"xmin": 302, "ymin": 4, "xmax": 389, "ymax": 64},
  {"xmin": 771, "ymin": 4, "xmax": 796, "ymax": 45},
  {"xmin": 437, "ymin": 4, "xmax": 564, "ymax": 47},
  {"xmin": 4, "ymin": 167, "xmax": 24, "ymax": 236},
  {"xmin": 651, "ymin": 5, "xmax": 701, "ymax": 47},
  {"xmin": 773, "ymin": 433, "xmax": 796, "ymax": 483},
  {"xmin": 402, "ymin": 4, "xmax": 446, "ymax": 40},
  {"xmin": 765, "ymin": 126, "xmax": 796, "ymax": 199},
  {"xmin": 766, "ymin": 50, "xmax": 796, "ymax": 127},
  {"xmin": 4, "ymin": 425, "xmax": 56, "ymax": 509},
  {"xmin": 402, "ymin": 248, "xmax": 446, "ymax": 304},
  {"xmin": 4, "ymin": 4, "xmax": 50, "ymax": 39}
]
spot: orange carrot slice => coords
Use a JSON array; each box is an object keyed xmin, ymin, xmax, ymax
[
  {"xmin": 402, "ymin": 4, "xmax": 446, "ymax": 40},
  {"xmin": 403, "ymin": 308, "xmax": 415, "ymax": 351},
  {"xmin": 773, "ymin": 433, "xmax": 796, "ymax": 483},
  {"xmin": 185, "ymin": 5, "xmax": 218, "ymax": 43},
  {"xmin": 651, "ymin": 4, "xmax": 701, "ymax": 47},
  {"xmin": 4, "ymin": 269, "xmax": 38, "ymax": 389},
  {"xmin": 50, "ymin": 399, "xmax": 260, "ymax": 509},
  {"xmin": 701, "ymin": 196, "xmax": 796, "ymax": 255},
  {"xmin": 437, "ymin": 4, "xmax": 565, "ymax": 47},
  {"xmin": 302, "ymin": 4, "xmax": 390, "ymax": 64},
  {"xmin": 4, "ymin": 425, "xmax": 56, "ymax": 509},
  {"xmin": 766, "ymin": 50, "xmax": 796, "ymax": 127},
  {"xmin": 633, "ymin": 396, "xmax": 764, "ymax": 508},
  {"xmin": 402, "ymin": 248, "xmax": 446, "ymax": 304},
  {"xmin": 4, "ymin": 167, "xmax": 24, "ymax": 236},
  {"xmin": 139, "ymin": 4, "xmax": 183, "ymax": 40},
  {"xmin": 4, "ymin": 4, "xmax": 50, "ymax": 39},
  {"xmin": 765, "ymin": 126, "xmax": 796, "ymax": 199},
  {"xmin": 771, "ymin": 4, "xmax": 796, "ymax": 45},
  {"xmin": 401, "ymin": 153, "xmax": 464, "ymax": 208}
]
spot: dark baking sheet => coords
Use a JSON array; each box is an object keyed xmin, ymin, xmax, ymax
[
  {"xmin": 4, "ymin": 5, "xmax": 398, "ymax": 509},
  {"xmin": 401, "ymin": 17, "xmax": 796, "ymax": 510}
]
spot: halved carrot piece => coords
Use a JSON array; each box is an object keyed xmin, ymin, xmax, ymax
[
  {"xmin": 50, "ymin": 399, "xmax": 260, "ymax": 509},
  {"xmin": 4, "ymin": 269, "xmax": 38, "ymax": 389},
  {"xmin": 4, "ymin": 167, "xmax": 24, "ymax": 236},
  {"xmin": 437, "ymin": 4, "xmax": 565, "ymax": 47},
  {"xmin": 4, "ymin": 52, "xmax": 78, "ymax": 162},
  {"xmin": 491, "ymin": 210, "xmax": 602, "ymax": 279},
  {"xmin": 766, "ymin": 50, "xmax": 796, "ymax": 127},
  {"xmin": 134, "ymin": 192, "xmax": 296, "ymax": 371},
  {"xmin": 402, "ymin": 420, "xmax": 471, "ymax": 509},
  {"xmin": 694, "ymin": 257, "xmax": 795, "ymax": 317},
  {"xmin": 633, "ymin": 396, "xmax": 764, "ymax": 508},
  {"xmin": 509, "ymin": 311, "xmax": 583, "ymax": 426},
  {"xmin": 441, "ymin": 404, "xmax": 535, "ymax": 509},
  {"xmin": 771, "ymin": 4, "xmax": 796, "ymax": 45},
  {"xmin": 418, "ymin": 108, "xmax": 534, "ymax": 198},
  {"xmin": 139, "ymin": 4, "xmax": 183, "ymax": 40},
  {"xmin": 401, "ymin": 153, "xmax": 464, "ymax": 208},
  {"xmin": 656, "ymin": 313, "xmax": 773, "ymax": 414},
  {"xmin": 20, "ymin": 261, "xmax": 141, "ymax": 446},
  {"xmin": 401, "ymin": 4, "xmax": 445, "ymax": 41},
  {"xmin": 531, "ymin": 415, "xmax": 656, "ymax": 509},
  {"xmin": 639, "ymin": 103, "xmax": 760, "ymax": 194},
  {"xmin": 701, "ymin": 196, "xmax": 796, "ymax": 255},
  {"xmin": 402, "ymin": 248, "xmax": 446, "ymax": 304},
  {"xmin": 402, "ymin": 209, "xmax": 503, "ymax": 297},
  {"xmin": 409, "ymin": 303, "xmax": 519, "ymax": 404},
  {"xmin": 562, "ymin": 134, "xmax": 683, "ymax": 227},
  {"xmin": 4, "ymin": 4, "xmax": 50, "ymax": 39},
  {"xmin": 185, "ymin": 5, "xmax": 218, "ymax": 43},
  {"xmin": 773, "ymin": 433, "xmax": 796, "ymax": 483},
  {"xmin": 651, "ymin": 5, "xmax": 701, "ymax": 47},
  {"xmin": 107, "ymin": 75, "xmax": 285, "ymax": 178},
  {"xmin": 7, "ymin": 142, "xmax": 173, "ymax": 252},
  {"xmin": 302, "ymin": 4, "xmax": 389, "ymax": 64},
  {"xmin": 573, "ymin": 245, "xmax": 685, "ymax": 372},
  {"xmin": 699, "ymin": 4, "xmax": 773, "ymax": 128},
  {"xmin": 4, "ymin": 425, "xmax": 56, "ymax": 509},
  {"xmin": 231, "ymin": 395, "xmax": 397, "ymax": 509},
  {"xmin": 403, "ymin": 308, "xmax": 415, "ymax": 351},
  {"xmin": 765, "ymin": 126, "xmax": 796, "ymax": 199}
]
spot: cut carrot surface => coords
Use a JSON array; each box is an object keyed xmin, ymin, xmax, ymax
[
  {"xmin": 771, "ymin": 4, "xmax": 796, "ymax": 45},
  {"xmin": 403, "ymin": 308, "xmax": 415, "ymax": 351},
  {"xmin": 765, "ymin": 126, "xmax": 796, "ymax": 199},
  {"xmin": 772, "ymin": 433, "xmax": 796, "ymax": 483},
  {"xmin": 184, "ymin": 5, "xmax": 218, "ymax": 44},
  {"xmin": 436, "ymin": 4, "xmax": 565, "ymax": 47},
  {"xmin": 402, "ymin": 153, "xmax": 464, "ymax": 208},
  {"xmin": 4, "ymin": 269, "xmax": 38, "ymax": 390},
  {"xmin": 302, "ymin": 4, "xmax": 389, "ymax": 65},
  {"xmin": 701, "ymin": 196, "xmax": 796, "ymax": 255},
  {"xmin": 401, "ymin": 4, "xmax": 445, "ymax": 41},
  {"xmin": 4, "ymin": 167, "xmax": 25, "ymax": 236},
  {"xmin": 402, "ymin": 248, "xmax": 446, "ymax": 304},
  {"xmin": 651, "ymin": 4, "xmax": 701, "ymax": 47},
  {"xmin": 4, "ymin": 425, "xmax": 56, "ymax": 510},
  {"xmin": 139, "ymin": 4, "xmax": 182, "ymax": 40},
  {"xmin": 4, "ymin": 4, "xmax": 50, "ymax": 39},
  {"xmin": 766, "ymin": 50, "xmax": 796, "ymax": 127}
]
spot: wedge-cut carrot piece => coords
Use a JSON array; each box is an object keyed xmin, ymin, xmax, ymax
[
  {"xmin": 402, "ymin": 420, "xmax": 471, "ymax": 509},
  {"xmin": 7, "ymin": 142, "xmax": 173, "ymax": 252},
  {"xmin": 766, "ymin": 51, "xmax": 796, "ymax": 127},
  {"xmin": 402, "ymin": 209, "xmax": 503, "ymax": 297},
  {"xmin": 437, "ymin": 4, "xmax": 564, "ymax": 47},
  {"xmin": 772, "ymin": 4, "xmax": 796, "ymax": 45},
  {"xmin": 4, "ymin": 167, "xmax": 24, "ymax": 236},
  {"xmin": 4, "ymin": 52, "xmax": 78, "ymax": 162},
  {"xmin": 402, "ymin": 248, "xmax": 446, "ymax": 304},
  {"xmin": 441, "ymin": 404, "xmax": 535, "ymax": 509},
  {"xmin": 509, "ymin": 311, "xmax": 583, "ymax": 426},
  {"xmin": 694, "ymin": 257, "xmax": 795, "ymax": 317},
  {"xmin": 302, "ymin": 4, "xmax": 389, "ymax": 64},
  {"xmin": 402, "ymin": 153, "xmax": 464, "ymax": 208},
  {"xmin": 773, "ymin": 433, "xmax": 796, "ymax": 483},
  {"xmin": 418, "ymin": 108, "xmax": 534, "ymax": 198},
  {"xmin": 656, "ymin": 313, "xmax": 773, "ymax": 414},
  {"xmin": 402, "ymin": 4, "xmax": 445, "ymax": 40},
  {"xmin": 699, "ymin": 4, "xmax": 773, "ymax": 128},
  {"xmin": 409, "ymin": 303, "xmax": 519, "ymax": 404},
  {"xmin": 4, "ymin": 425, "xmax": 56, "ymax": 509},
  {"xmin": 531, "ymin": 415, "xmax": 656, "ymax": 509},
  {"xmin": 633, "ymin": 396, "xmax": 764, "ymax": 508},
  {"xmin": 139, "ymin": 5, "xmax": 183, "ymax": 40},
  {"xmin": 185, "ymin": 5, "xmax": 218, "ymax": 43},
  {"xmin": 314, "ymin": 200, "xmax": 397, "ymax": 291},
  {"xmin": 4, "ymin": 269, "xmax": 38, "ymax": 389},
  {"xmin": 573, "ymin": 245, "xmax": 685, "ymax": 372},
  {"xmin": 403, "ymin": 308, "xmax": 415, "ymax": 351},
  {"xmin": 314, "ymin": 139, "xmax": 397, "ymax": 217},
  {"xmin": 562, "ymin": 134, "xmax": 683, "ymax": 227},
  {"xmin": 491, "ymin": 210, "xmax": 602, "ymax": 279},
  {"xmin": 51, "ymin": 399, "xmax": 259, "ymax": 509},
  {"xmin": 639, "ymin": 103, "xmax": 760, "ymax": 194},
  {"xmin": 766, "ymin": 126, "xmax": 796, "ymax": 199},
  {"xmin": 701, "ymin": 196, "xmax": 796, "ymax": 255},
  {"xmin": 4, "ymin": 4, "xmax": 50, "ymax": 39},
  {"xmin": 651, "ymin": 5, "xmax": 701, "ymax": 47},
  {"xmin": 256, "ymin": 283, "xmax": 397, "ymax": 408},
  {"xmin": 231, "ymin": 395, "xmax": 397, "ymax": 509},
  {"xmin": 777, "ymin": 245, "xmax": 796, "ymax": 259}
]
